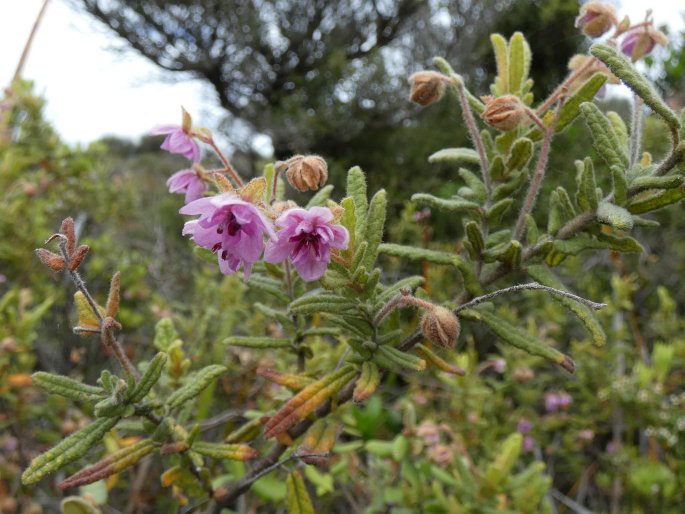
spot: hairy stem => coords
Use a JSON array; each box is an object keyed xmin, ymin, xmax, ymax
[
  {"xmin": 455, "ymin": 282, "xmax": 606, "ymax": 312},
  {"xmin": 513, "ymin": 97, "xmax": 564, "ymax": 240},
  {"xmin": 207, "ymin": 139, "xmax": 244, "ymax": 188},
  {"xmin": 653, "ymin": 126, "xmax": 683, "ymax": 177},
  {"xmin": 536, "ymin": 57, "xmax": 596, "ymax": 115},
  {"xmin": 629, "ymin": 94, "xmax": 644, "ymax": 168},
  {"xmin": 451, "ymin": 76, "xmax": 491, "ymax": 199}
]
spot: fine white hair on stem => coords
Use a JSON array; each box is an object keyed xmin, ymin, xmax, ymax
[{"xmin": 455, "ymin": 282, "xmax": 606, "ymax": 312}]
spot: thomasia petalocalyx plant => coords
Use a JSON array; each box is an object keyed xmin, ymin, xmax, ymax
[{"xmin": 23, "ymin": 2, "xmax": 685, "ymax": 511}]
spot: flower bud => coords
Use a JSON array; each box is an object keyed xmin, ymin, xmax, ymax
[
  {"xmin": 513, "ymin": 366, "xmax": 535, "ymax": 383},
  {"xmin": 284, "ymin": 155, "xmax": 328, "ymax": 192},
  {"xmin": 408, "ymin": 71, "xmax": 446, "ymax": 106},
  {"xmin": 480, "ymin": 95, "xmax": 526, "ymax": 131},
  {"xmin": 574, "ymin": 2, "xmax": 618, "ymax": 38},
  {"xmin": 35, "ymin": 248, "xmax": 65, "ymax": 272},
  {"xmin": 620, "ymin": 27, "xmax": 668, "ymax": 62},
  {"xmin": 420, "ymin": 306, "xmax": 460, "ymax": 349}
]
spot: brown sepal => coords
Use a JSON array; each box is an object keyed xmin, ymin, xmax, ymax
[
  {"xmin": 68, "ymin": 245, "xmax": 90, "ymax": 271},
  {"xmin": 60, "ymin": 217, "xmax": 76, "ymax": 256},
  {"xmin": 35, "ymin": 248, "xmax": 65, "ymax": 271},
  {"xmin": 105, "ymin": 272, "xmax": 121, "ymax": 318}
]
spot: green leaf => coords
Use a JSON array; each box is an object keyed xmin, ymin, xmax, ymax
[
  {"xmin": 555, "ymin": 73, "xmax": 608, "ymax": 133},
  {"xmin": 554, "ymin": 235, "xmax": 642, "ymax": 254},
  {"xmin": 630, "ymin": 175, "xmax": 684, "ymax": 191},
  {"xmin": 580, "ymin": 102, "xmax": 629, "ymax": 169},
  {"xmin": 492, "ymin": 170, "xmax": 528, "ymax": 201},
  {"xmin": 286, "ymin": 471, "xmax": 315, "ymax": 514},
  {"xmin": 248, "ymin": 274, "xmax": 290, "ymax": 303},
  {"xmin": 22, "ymin": 417, "xmax": 119, "ymax": 485},
  {"xmin": 591, "ymin": 44, "xmax": 680, "ymax": 131},
  {"xmin": 627, "ymin": 188, "xmax": 685, "ymax": 214},
  {"xmin": 346, "ymin": 167, "xmax": 368, "ymax": 241},
  {"xmin": 224, "ymin": 336, "xmax": 292, "ymax": 349},
  {"xmin": 264, "ymin": 163, "xmax": 275, "ymax": 204},
  {"xmin": 363, "ymin": 189, "xmax": 387, "ymax": 269},
  {"xmin": 527, "ymin": 265, "xmax": 606, "ymax": 346},
  {"xmin": 612, "ymin": 165, "xmax": 628, "ymax": 206},
  {"xmin": 607, "ymin": 111, "xmax": 629, "ymax": 147},
  {"xmin": 412, "ymin": 193, "xmax": 480, "ymax": 213},
  {"xmin": 486, "ymin": 198, "xmax": 514, "ymax": 225},
  {"xmin": 374, "ymin": 345, "xmax": 426, "ymax": 372},
  {"xmin": 254, "ymin": 303, "xmax": 294, "ymax": 328},
  {"xmin": 508, "ymin": 32, "xmax": 527, "ymax": 94},
  {"xmin": 506, "ymin": 138, "xmax": 533, "ymax": 171},
  {"xmin": 469, "ymin": 309, "xmax": 574, "ymax": 372},
  {"xmin": 289, "ymin": 294, "xmax": 358, "ymax": 315},
  {"xmin": 192, "ymin": 441, "xmax": 258, "ymax": 461},
  {"xmin": 129, "ymin": 352, "xmax": 167, "ymax": 402},
  {"xmin": 490, "ymin": 34, "xmax": 509, "ymax": 94},
  {"xmin": 376, "ymin": 276, "xmax": 425, "ymax": 304},
  {"xmin": 32, "ymin": 372, "xmax": 105, "ymax": 404},
  {"xmin": 484, "ymin": 433, "xmax": 522, "ymax": 491},
  {"xmin": 153, "ymin": 317, "xmax": 178, "ymax": 352},
  {"xmin": 576, "ymin": 157, "xmax": 598, "ymax": 211},
  {"xmin": 428, "ymin": 148, "xmax": 480, "ymax": 166},
  {"xmin": 378, "ymin": 243, "xmax": 456, "ymax": 265},
  {"xmin": 339, "ymin": 197, "xmax": 357, "ymax": 257},
  {"xmin": 458, "ymin": 168, "xmax": 487, "ymax": 201},
  {"xmin": 306, "ymin": 185, "xmax": 334, "ymax": 208},
  {"xmin": 547, "ymin": 191, "xmax": 564, "ymax": 236},
  {"xmin": 465, "ymin": 221, "xmax": 485, "ymax": 256},
  {"xmin": 597, "ymin": 201, "xmax": 634, "ymax": 231},
  {"xmin": 166, "ymin": 365, "xmax": 227, "ymax": 410}
]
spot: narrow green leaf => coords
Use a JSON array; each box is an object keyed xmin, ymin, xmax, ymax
[
  {"xmin": 289, "ymin": 294, "xmax": 358, "ymax": 315},
  {"xmin": 306, "ymin": 185, "xmax": 334, "ymax": 208},
  {"xmin": 492, "ymin": 170, "xmax": 528, "ymax": 201},
  {"xmin": 612, "ymin": 165, "xmax": 628, "ymax": 206},
  {"xmin": 490, "ymin": 34, "xmax": 509, "ymax": 94},
  {"xmin": 153, "ymin": 318, "xmax": 178, "ymax": 352},
  {"xmin": 607, "ymin": 111, "xmax": 629, "ymax": 147},
  {"xmin": 339, "ymin": 197, "xmax": 357, "ymax": 257},
  {"xmin": 286, "ymin": 471, "xmax": 316, "ymax": 514},
  {"xmin": 428, "ymin": 148, "xmax": 480, "ymax": 166},
  {"xmin": 22, "ymin": 417, "xmax": 119, "ymax": 485},
  {"xmin": 556, "ymin": 73, "xmax": 608, "ymax": 133},
  {"xmin": 630, "ymin": 175, "xmax": 684, "ymax": 191},
  {"xmin": 378, "ymin": 243, "xmax": 456, "ymax": 265},
  {"xmin": 224, "ymin": 336, "xmax": 292, "ymax": 349},
  {"xmin": 192, "ymin": 441, "xmax": 258, "ymax": 461},
  {"xmin": 507, "ymin": 138, "xmax": 533, "ymax": 171},
  {"xmin": 486, "ymin": 198, "xmax": 514, "ymax": 225},
  {"xmin": 412, "ymin": 193, "xmax": 480, "ymax": 213},
  {"xmin": 470, "ymin": 309, "xmax": 574, "ymax": 372},
  {"xmin": 508, "ymin": 32, "xmax": 526, "ymax": 94},
  {"xmin": 465, "ymin": 221, "xmax": 485, "ymax": 256},
  {"xmin": 580, "ymin": 102, "xmax": 629, "ymax": 169},
  {"xmin": 527, "ymin": 264, "xmax": 606, "ymax": 346},
  {"xmin": 597, "ymin": 201, "xmax": 634, "ymax": 231},
  {"xmin": 346, "ymin": 167, "xmax": 367, "ymax": 241},
  {"xmin": 577, "ymin": 157, "xmax": 598, "ymax": 211},
  {"xmin": 254, "ymin": 303, "xmax": 294, "ymax": 328},
  {"xmin": 363, "ymin": 189, "xmax": 387, "ymax": 269},
  {"xmin": 458, "ymin": 168, "xmax": 487, "ymax": 201},
  {"xmin": 32, "ymin": 372, "xmax": 105, "ymax": 404},
  {"xmin": 264, "ymin": 163, "xmax": 275, "ymax": 204},
  {"xmin": 374, "ymin": 345, "xmax": 426, "ymax": 372},
  {"xmin": 554, "ymin": 235, "xmax": 643, "ymax": 254},
  {"xmin": 547, "ymin": 191, "xmax": 564, "ymax": 235},
  {"xmin": 591, "ymin": 44, "xmax": 680, "ymax": 131},
  {"xmin": 248, "ymin": 274, "xmax": 290, "ymax": 303},
  {"xmin": 129, "ymin": 353, "xmax": 167, "ymax": 402},
  {"xmin": 166, "ymin": 365, "xmax": 227, "ymax": 410},
  {"xmin": 627, "ymin": 188, "xmax": 685, "ymax": 214}
]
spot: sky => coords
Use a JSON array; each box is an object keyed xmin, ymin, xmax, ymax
[{"xmin": 0, "ymin": 0, "xmax": 683, "ymax": 148}]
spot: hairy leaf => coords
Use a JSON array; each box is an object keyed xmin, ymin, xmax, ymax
[
  {"xmin": 353, "ymin": 361, "xmax": 381, "ymax": 404},
  {"xmin": 166, "ymin": 365, "xmax": 227, "ymax": 410},
  {"xmin": 411, "ymin": 193, "xmax": 480, "ymax": 213},
  {"xmin": 32, "ymin": 372, "xmax": 105, "ymax": 404},
  {"xmin": 224, "ymin": 336, "xmax": 292, "ymax": 349},
  {"xmin": 428, "ymin": 148, "xmax": 480, "ymax": 166},
  {"xmin": 192, "ymin": 441, "xmax": 259, "ymax": 461},
  {"xmin": 286, "ymin": 471, "xmax": 316, "ymax": 514}
]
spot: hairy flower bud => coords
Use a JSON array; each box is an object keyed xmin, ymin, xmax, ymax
[
  {"xmin": 574, "ymin": 2, "xmax": 617, "ymax": 38},
  {"xmin": 408, "ymin": 71, "xmax": 446, "ymax": 106},
  {"xmin": 284, "ymin": 155, "xmax": 328, "ymax": 192},
  {"xmin": 620, "ymin": 27, "xmax": 668, "ymax": 62},
  {"xmin": 35, "ymin": 248, "xmax": 65, "ymax": 272},
  {"xmin": 480, "ymin": 95, "xmax": 526, "ymax": 131},
  {"xmin": 420, "ymin": 306, "xmax": 460, "ymax": 349}
]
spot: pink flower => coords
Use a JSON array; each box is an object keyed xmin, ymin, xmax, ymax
[
  {"xmin": 264, "ymin": 207, "xmax": 349, "ymax": 281},
  {"xmin": 150, "ymin": 124, "xmax": 201, "ymax": 162},
  {"xmin": 180, "ymin": 193, "xmax": 276, "ymax": 278},
  {"xmin": 620, "ymin": 27, "xmax": 668, "ymax": 62},
  {"xmin": 545, "ymin": 393, "xmax": 560, "ymax": 413},
  {"xmin": 557, "ymin": 392, "xmax": 573, "ymax": 409},
  {"xmin": 167, "ymin": 168, "xmax": 207, "ymax": 203}
]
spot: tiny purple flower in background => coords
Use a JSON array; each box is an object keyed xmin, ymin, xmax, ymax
[
  {"xmin": 557, "ymin": 392, "xmax": 573, "ymax": 409},
  {"xmin": 545, "ymin": 393, "xmax": 560, "ymax": 413},
  {"xmin": 150, "ymin": 124, "xmax": 201, "ymax": 162},
  {"xmin": 264, "ymin": 207, "xmax": 349, "ymax": 282},
  {"xmin": 517, "ymin": 419, "xmax": 533, "ymax": 434},
  {"xmin": 167, "ymin": 168, "xmax": 207, "ymax": 203},
  {"xmin": 0, "ymin": 273, "xmax": 6, "ymax": 284},
  {"xmin": 180, "ymin": 193, "xmax": 275, "ymax": 279},
  {"xmin": 578, "ymin": 429, "xmax": 595, "ymax": 442},
  {"xmin": 522, "ymin": 436, "xmax": 535, "ymax": 453}
]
